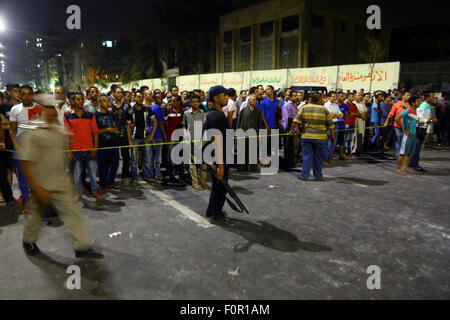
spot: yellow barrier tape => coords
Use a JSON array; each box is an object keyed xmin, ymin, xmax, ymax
[{"xmin": 4, "ymin": 125, "xmax": 388, "ymax": 153}]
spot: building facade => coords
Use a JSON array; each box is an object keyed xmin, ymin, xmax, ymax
[{"xmin": 216, "ymin": 0, "xmax": 390, "ymax": 72}]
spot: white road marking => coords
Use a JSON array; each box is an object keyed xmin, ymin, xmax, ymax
[{"xmin": 142, "ymin": 184, "xmax": 213, "ymax": 228}]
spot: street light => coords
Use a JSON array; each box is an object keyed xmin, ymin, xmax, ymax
[{"xmin": 0, "ymin": 19, "xmax": 6, "ymax": 32}]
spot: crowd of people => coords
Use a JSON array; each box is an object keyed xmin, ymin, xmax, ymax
[
  {"xmin": 0, "ymin": 83, "xmax": 449, "ymax": 211},
  {"xmin": 0, "ymin": 81, "xmax": 449, "ymax": 256}
]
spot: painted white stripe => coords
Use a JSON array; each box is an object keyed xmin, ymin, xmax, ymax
[{"xmin": 142, "ymin": 184, "xmax": 213, "ymax": 228}]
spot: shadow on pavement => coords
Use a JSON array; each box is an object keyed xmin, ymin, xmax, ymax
[
  {"xmin": 420, "ymin": 169, "xmax": 450, "ymax": 176},
  {"xmin": 420, "ymin": 157, "xmax": 449, "ymax": 162},
  {"xmin": 215, "ymin": 218, "xmax": 332, "ymax": 253},
  {"xmin": 0, "ymin": 207, "xmax": 20, "ymax": 226},
  {"xmin": 26, "ymin": 250, "xmax": 116, "ymax": 299},
  {"xmin": 232, "ymin": 186, "xmax": 254, "ymax": 195},
  {"xmin": 81, "ymin": 198, "xmax": 126, "ymax": 212},
  {"xmin": 333, "ymin": 176, "xmax": 390, "ymax": 186}
]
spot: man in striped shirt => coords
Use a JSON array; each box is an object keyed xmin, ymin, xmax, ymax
[{"xmin": 289, "ymin": 92, "xmax": 334, "ymax": 181}]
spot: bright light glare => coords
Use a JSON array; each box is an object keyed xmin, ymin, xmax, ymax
[{"xmin": 0, "ymin": 19, "xmax": 6, "ymax": 32}]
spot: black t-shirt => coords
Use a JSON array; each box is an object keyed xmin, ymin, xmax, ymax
[
  {"xmin": 0, "ymin": 103, "xmax": 13, "ymax": 148},
  {"xmin": 95, "ymin": 110, "xmax": 117, "ymax": 147},
  {"xmin": 205, "ymin": 107, "xmax": 228, "ymax": 164},
  {"xmin": 127, "ymin": 105, "xmax": 154, "ymax": 140}
]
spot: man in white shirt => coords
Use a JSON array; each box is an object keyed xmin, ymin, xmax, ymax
[
  {"xmin": 222, "ymin": 88, "xmax": 237, "ymax": 129},
  {"xmin": 324, "ymin": 91, "xmax": 343, "ymax": 163},
  {"xmin": 9, "ymin": 85, "xmax": 43, "ymax": 213},
  {"xmin": 352, "ymin": 92, "xmax": 367, "ymax": 155},
  {"xmin": 54, "ymin": 86, "xmax": 71, "ymax": 126}
]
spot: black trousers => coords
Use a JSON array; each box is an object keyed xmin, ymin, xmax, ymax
[
  {"xmin": 207, "ymin": 165, "xmax": 229, "ymax": 215},
  {"xmin": 0, "ymin": 152, "xmax": 14, "ymax": 202},
  {"xmin": 118, "ymin": 136, "xmax": 131, "ymax": 178}
]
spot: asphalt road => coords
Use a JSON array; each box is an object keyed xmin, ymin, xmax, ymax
[{"xmin": 0, "ymin": 146, "xmax": 449, "ymax": 299}]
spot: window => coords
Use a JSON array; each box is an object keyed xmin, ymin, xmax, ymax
[
  {"xmin": 340, "ymin": 21, "xmax": 346, "ymax": 33},
  {"xmin": 282, "ymin": 15, "xmax": 299, "ymax": 33},
  {"xmin": 238, "ymin": 27, "xmax": 251, "ymax": 71},
  {"xmin": 222, "ymin": 31, "xmax": 233, "ymax": 72},
  {"xmin": 260, "ymin": 21, "xmax": 273, "ymax": 38},
  {"xmin": 280, "ymin": 36, "xmax": 298, "ymax": 68},
  {"xmin": 257, "ymin": 22, "xmax": 274, "ymax": 70}
]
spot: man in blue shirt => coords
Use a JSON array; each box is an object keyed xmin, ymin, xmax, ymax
[
  {"xmin": 395, "ymin": 95, "xmax": 421, "ymax": 175},
  {"xmin": 148, "ymin": 93, "xmax": 167, "ymax": 181},
  {"xmin": 337, "ymin": 92, "xmax": 350, "ymax": 160},
  {"xmin": 370, "ymin": 93, "xmax": 384, "ymax": 148},
  {"xmin": 260, "ymin": 85, "xmax": 279, "ymax": 161}
]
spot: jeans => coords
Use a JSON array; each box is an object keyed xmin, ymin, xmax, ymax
[
  {"xmin": 131, "ymin": 138, "xmax": 151, "ymax": 181},
  {"xmin": 97, "ymin": 148, "xmax": 119, "ymax": 188},
  {"xmin": 371, "ymin": 122, "xmax": 380, "ymax": 145},
  {"xmin": 0, "ymin": 152, "xmax": 14, "ymax": 202},
  {"xmin": 408, "ymin": 128, "xmax": 426, "ymax": 168},
  {"xmin": 394, "ymin": 127, "xmax": 404, "ymax": 156},
  {"xmin": 300, "ymin": 139, "xmax": 328, "ymax": 180},
  {"xmin": 344, "ymin": 125, "xmax": 355, "ymax": 154},
  {"xmin": 73, "ymin": 151, "xmax": 98, "ymax": 195},
  {"xmin": 117, "ymin": 136, "xmax": 131, "ymax": 179},
  {"xmin": 326, "ymin": 127, "xmax": 338, "ymax": 161},
  {"xmin": 149, "ymin": 138, "xmax": 163, "ymax": 178}
]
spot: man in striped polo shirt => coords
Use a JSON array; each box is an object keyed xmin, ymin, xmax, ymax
[{"xmin": 289, "ymin": 92, "xmax": 334, "ymax": 181}]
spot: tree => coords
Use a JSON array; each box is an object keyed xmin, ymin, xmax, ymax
[{"xmin": 360, "ymin": 35, "xmax": 386, "ymax": 93}]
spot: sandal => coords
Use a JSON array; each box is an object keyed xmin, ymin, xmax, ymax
[{"xmin": 193, "ymin": 183, "xmax": 203, "ymax": 190}]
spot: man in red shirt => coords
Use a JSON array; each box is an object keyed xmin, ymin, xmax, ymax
[
  {"xmin": 384, "ymin": 92, "xmax": 411, "ymax": 156},
  {"xmin": 65, "ymin": 92, "xmax": 104, "ymax": 202},
  {"xmin": 165, "ymin": 95, "xmax": 185, "ymax": 181},
  {"xmin": 344, "ymin": 93, "xmax": 360, "ymax": 156}
]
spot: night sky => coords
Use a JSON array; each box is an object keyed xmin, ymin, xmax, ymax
[{"xmin": 0, "ymin": 0, "xmax": 449, "ymax": 80}]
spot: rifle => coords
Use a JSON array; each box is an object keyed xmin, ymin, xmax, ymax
[{"xmin": 207, "ymin": 163, "xmax": 250, "ymax": 215}]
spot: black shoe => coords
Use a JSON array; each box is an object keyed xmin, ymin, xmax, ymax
[
  {"xmin": 413, "ymin": 167, "xmax": 426, "ymax": 172},
  {"xmin": 206, "ymin": 209, "xmax": 212, "ymax": 218},
  {"xmin": 23, "ymin": 242, "xmax": 41, "ymax": 256},
  {"xmin": 75, "ymin": 248, "xmax": 104, "ymax": 260},
  {"xmin": 209, "ymin": 212, "xmax": 226, "ymax": 224}
]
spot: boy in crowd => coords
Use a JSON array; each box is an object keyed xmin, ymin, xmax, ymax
[
  {"xmin": 148, "ymin": 93, "xmax": 166, "ymax": 181},
  {"xmin": 182, "ymin": 94, "xmax": 207, "ymax": 190},
  {"xmin": 95, "ymin": 94, "xmax": 119, "ymax": 191},
  {"xmin": 110, "ymin": 87, "xmax": 132, "ymax": 185},
  {"xmin": 395, "ymin": 95, "xmax": 421, "ymax": 175},
  {"xmin": 127, "ymin": 91, "xmax": 158, "ymax": 184},
  {"xmin": 65, "ymin": 92, "xmax": 104, "ymax": 201},
  {"xmin": 336, "ymin": 92, "xmax": 350, "ymax": 160}
]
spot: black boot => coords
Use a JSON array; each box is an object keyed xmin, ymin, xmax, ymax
[
  {"xmin": 23, "ymin": 242, "xmax": 41, "ymax": 256},
  {"xmin": 75, "ymin": 248, "xmax": 104, "ymax": 260}
]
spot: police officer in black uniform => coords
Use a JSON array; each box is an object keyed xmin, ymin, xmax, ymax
[{"xmin": 205, "ymin": 85, "xmax": 230, "ymax": 223}]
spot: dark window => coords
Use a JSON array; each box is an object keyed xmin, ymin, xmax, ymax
[
  {"xmin": 240, "ymin": 26, "xmax": 251, "ymax": 42},
  {"xmin": 260, "ymin": 21, "xmax": 273, "ymax": 38},
  {"xmin": 340, "ymin": 21, "xmax": 346, "ymax": 33},
  {"xmin": 311, "ymin": 14, "xmax": 324, "ymax": 28},
  {"xmin": 224, "ymin": 31, "xmax": 232, "ymax": 44},
  {"xmin": 282, "ymin": 15, "xmax": 299, "ymax": 33}
]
